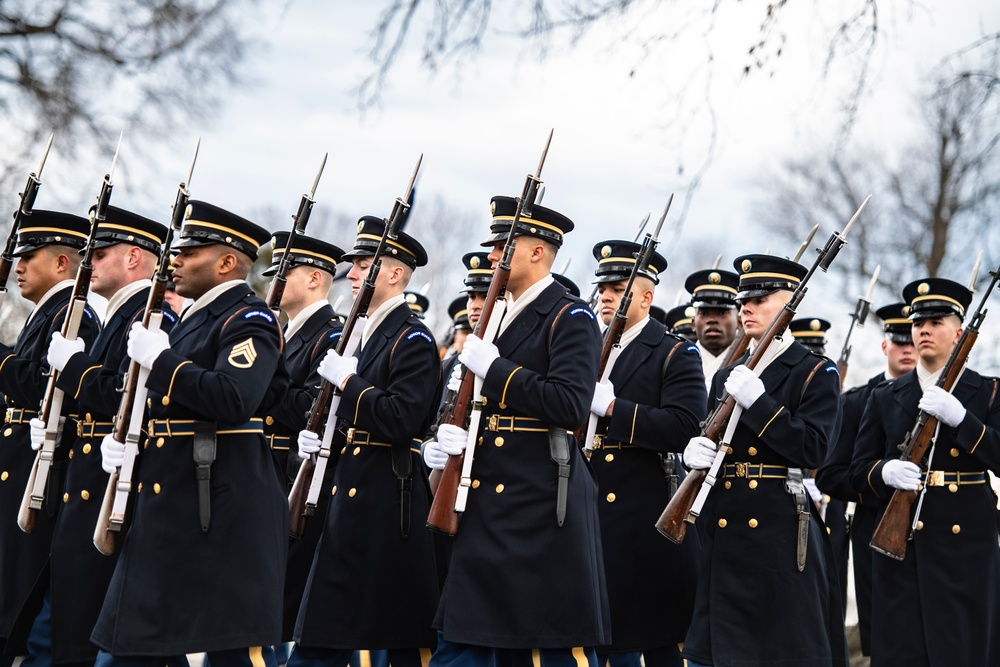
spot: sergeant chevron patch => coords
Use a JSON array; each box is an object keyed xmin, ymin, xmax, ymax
[{"xmin": 229, "ymin": 338, "xmax": 258, "ymax": 368}]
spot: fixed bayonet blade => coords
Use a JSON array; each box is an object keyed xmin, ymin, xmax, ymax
[
  {"xmin": 309, "ymin": 153, "xmax": 328, "ymax": 201},
  {"xmin": 632, "ymin": 213, "xmax": 650, "ymax": 243},
  {"xmin": 969, "ymin": 251, "xmax": 984, "ymax": 291},
  {"xmin": 185, "ymin": 138, "xmax": 201, "ymax": 188},
  {"xmin": 793, "ymin": 224, "xmax": 819, "ymax": 262},
  {"xmin": 36, "ymin": 133, "xmax": 54, "ymax": 178},
  {"xmin": 403, "ymin": 154, "xmax": 422, "ymax": 206},
  {"xmin": 712, "ymin": 254, "xmax": 723, "ymax": 270},
  {"xmin": 864, "ymin": 265, "xmax": 881, "ymax": 302},
  {"xmin": 651, "ymin": 194, "xmax": 673, "ymax": 241},
  {"xmin": 108, "ymin": 130, "xmax": 124, "ymax": 184},
  {"xmin": 841, "ymin": 195, "xmax": 872, "ymax": 240},
  {"xmin": 535, "ymin": 129, "xmax": 554, "ymax": 179}
]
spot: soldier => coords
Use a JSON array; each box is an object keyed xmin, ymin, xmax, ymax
[
  {"xmin": 0, "ymin": 212, "xmax": 101, "ymax": 662},
  {"xmin": 789, "ymin": 318, "xmax": 831, "ymax": 355},
  {"xmin": 587, "ymin": 240, "xmax": 707, "ymax": 667},
  {"xmin": 849, "ymin": 279, "xmax": 1000, "ymax": 666},
  {"xmin": 8, "ymin": 207, "xmax": 170, "ymax": 667},
  {"xmin": 256, "ymin": 232, "xmax": 344, "ymax": 656},
  {"xmin": 424, "ymin": 196, "xmax": 610, "ymax": 667},
  {"xmin": 405, "ymin": 292, "xmax": 430, "ymax": 319},
  {"xmin": 461, "ymin": 252, "xmax": 491, "ymax": 332},
  {"xmin": 684, "ymin": 269, "xmax": 740, "ymax": 388},
  {"xmin": 663, "ymin": 304, "xmax": 696, "ymax": 343},
  {"xmin": 91, "ymin": 201, "xmax": 287, "ymax": 667},
  {"xmin": 814, "ymin": 303, "xmax": 915, "ymax": 656},
  {"xmin": 290, "ymin": 217, "xmax": 441, "ymax": 667},
  {"xmin": 680, "ymin": 254, "xmax": 847, "ymax": 667}
]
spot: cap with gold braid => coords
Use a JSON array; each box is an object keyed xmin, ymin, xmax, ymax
[
  {"xmin": 343, "ymin": 216, "xmax": 427, "ymax": 268},
  {"xmin": 89, "ymin": 206, "xmax": 168, "ymax": 254},
  {"xmin": 480, "ymin": 196, "xmax": 574, "ymax": 248},
  {"xmin": 448, "ymin": 296, "xmax": 471, "ymax": 331},
  {"xmin": 685, "ymin": 268, "xmax": 739, "ymax": 309},
  {"xmin": 875, "ymin": 302, "xmax": 913, "ymax": 345},
  {"xmin": 174, "ymin": 200, "xmax": 270, "ymax": 260},
  {"xmin": 591, "ymin": 239, "xmax": 667, "ymax": 285},
  {"xmin": 902, "ymin": 277, "xmax": 972, "ymax": 321},
  {"xmin": 404, "ymin": 291, "xmax": 430, "ymax": 318},
  {"xmin": 733, "ymin": 254, "xmax": 808, "ymax": 301},
  {"xmin": 664, "ymin": 304, "xmax": 697, "ymax": 341},
  {"xmin": 789, "ymin": 317, "xmax": 831, "ymax": 353},
  {"xmin": 12, "ymin": 210, "xmax": 90, "ymax": 256},
  {"xmin": 263, "ymin": 232, "xmax": 343, "ymax": 277},
  {"xmin": 461, "ymin": 252, "xmax": 493, "ymax": 294}
]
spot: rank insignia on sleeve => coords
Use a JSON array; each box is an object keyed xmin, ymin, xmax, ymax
[{"xmin": 228, "ymin": 338, "xmax": 258, "ymax": 368}]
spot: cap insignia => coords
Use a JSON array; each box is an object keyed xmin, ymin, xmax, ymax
[
  {"xmin": 406, "ymin": 293, "xmax": 417, "ymax": 304},
  {"xmin": 810, "ymin": 319, "xmax": 821, "ymax": 331},
  {"xmin": 709, "ymin": 272, "xmax": 721, "ymax": 284},
  {"xmin": 601, "ymin": 245, "xmax": 612, "ymax": 258},
  {"xmin": 684, "ymin": 306, "xmax": 695, "ymax": 317},
  {"xmin": 918, "ymin": 282, "xmax": 930, "ymax": 295},
  {"xmin": 184, "ymin": 204, "xmax": 193, "ymax": 219},
  {"xmin": 470, "ymin": 256, "xmax": 480, "ymax": 269},
  {"xmin": 741, "ymin": 259, "xmax": 752, "ymax": 272}
]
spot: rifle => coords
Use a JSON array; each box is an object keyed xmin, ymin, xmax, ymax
[
  {"xmin": 0, "ymin": 135, "xmax": 53, "ymax": 313},
  {"xmin": 92, "ymin": 140, "xmax": 200, "ymax": 555},
  {"xmin": 655, "ymin": 195, "xmax": 871, "ymax": 544},
  {"xmin": 870, "ymin": 264, "xmax": 999, "ymax": 560},
  {"xmin": 578, "ymin": 196, "xmax": 671, "ymax": 454},
  {"xmin": 19, "ymin": 132, "xmax": 122, "ymax": 533},
  {"xmin": 836, "ymin": 265, "xmax": 880, "ymax": 387},
  {"xmin": 719, "ymin": 223, "xmax": 821, "ymax": 369},
  {"xmin": 265, "ymin": 154, "xmax": 328, "ymax": 313},
  {"xmin": 427, "ymin": 130, "xmax": 552, "ymax": 536},
  {"xmin": 288, "ymin": 155, "xmax": 422, "ymax": 539},
  {"xmin": 587, "ymin": 212, "xmax": 648, "ymax": 311}
]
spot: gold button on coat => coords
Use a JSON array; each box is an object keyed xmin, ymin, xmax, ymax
[
  {"xmin": 471, "ymin": 480, "xmax": 480, "ymax": 489},
  {"xmin": 718, "ymin": 519, "xmax": 727, "ymax": 528},
  {"xmin": 63, "ymin": 493, "xmax": 69, "ymax": 503},
  {"xmin": 265, "ymin": 416, "xmax": 274, "ymax": 425},
  {"xmin": 952, "ymin": 524, "xmax": 961, "ymax": 534},
  {"xmin": 353, "ymin": 447, "xmax": 361, "ymax": 455},
  {"xmin": 0, "ymin": 471, "xmax": 7, "ymax": 481},
  {"xmin": 605, "ymin": 453, "xmax": 614, "ymax": 462},
  {"xmin": 726, "ymin": 447, "xmax": 733, "ymax": 455},
  {"xmin": 748, "ymin": 518, "xmax": 758, "ymax": 528},
  {"xmin": 3, "ymin": 427, "xmax": 11, "ymax": 437},
  {"xmin": 747, "ymin": 447, "xmax": 758, "ymax": 456},
  {"xmin": 331, "ymin": 486, "xmax": 337, "ymax": 496},
  {"xmin": 916, "ymin": 520, "xmax": 924, "ymax": 530},
  {"xmin": 157, "ymin": 437, "xmax": 165, "ymax": 448},
  {"xmin": 349, "ymin": 488, "xmax": 357, "ymax": 497},
  {"xmin": 153, "ymin": 483, "xmax": 161, "ymax": 494},
  {"xmin": 68, "ymin": 449, "xmax": 74, "ymax": 459},
  {"xmin": 724, "ymin": 481, "xmax": 732, "ymax": 490},
  {"xmin": 949, "ymin": 483, "xmax": 958, "ymax": 493},
  {"xmin": 82, "ymin": 443, "xmax": 92, "ymax": 454},
  {"xmin": 81, "ymin": 490, "xmax": 90, "ymax": 500},
  {"xmin": 748, "ymin": 480, "xmax": 758, "ymax": 489},
  {"xmin": 138, "ymin": 483, "xmax": 142, "ymax": 492},
  {"xmin": 495, "ymin": 484, "xmax": 504, "ymax": 493},
  {"xmin": 606, "ymin": 493, "xmax": 616, "ymax": 503},
  {"xmin": 950, "ymin": 448, "xmax": 960, "ymax": 457},
  {"xmin": 494, "ymin": 437, "xmax": 504, "ymax": 447}
]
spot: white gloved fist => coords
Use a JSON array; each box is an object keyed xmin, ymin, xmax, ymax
[
  {"xmin": 458, "ymin": 334, "xmax": 499, "ymax": 379},
  {"xmin": 46, "ymin": 332, "xmax": 85, "ymax": 373},
  {"xmin": 29, "ymin": 417, "xmax": 46, "ymax": 451},
  {"xmin": 882, "ymin": 459, "xmax": 922, "ymax": 491},
  {"xmin": 127, "ymin": 322, "xmax": 171, "ymax": 369},
  {"xmin": 802, "ymin": 477, "xmax": 824, "ymax": 504},
  {"xmin": 683, "ymin": 436, "xmax": 717, "ymax": 470},
  {"xmin": 918, "ymin": 386, "xmax": 966, "ymax": 428},
  {"xmin": 590, "ymin": 381, "xmax": 616, "ymax": 417},
  {"xmin": 100, "ymin": 433, "xmax": 126, "ymax": 474},
  {"xmin": 422, "ymin": 440, "xmax": 449, "ymax": 470},
  {"xmin": 318, "ymin": 350, "xmax": 358, "ymax": 388},
  {"xmin": 447, "ymin": 363, "xmax": 463, "ymax": 393},
  {"xmin": 725, "ymin": 365, "xmax": 766, "ymax": 409},
  {"xmin": 437, "ymin": 423, "xmax": 468, "ymax": 456},
  {"xmin": 297, "ymin": 430, "xmax": 322, "ymax": 460}
]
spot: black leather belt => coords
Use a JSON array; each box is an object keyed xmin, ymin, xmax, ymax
[
  {"xmin": 590, "ymin": 435, "xmax": 638, "ymax": 450},
  {"xmin": 923, "ymin": 470, "xmax": 987, "ymax": 487},
  {"xmin": 346, "ymin": 428, "xmax": 420, "ymax": 453},
  {"xmin": 5, "ymin": 408, "xmax": 38, "ymax": 425},
  {"xmin": 148, "ymin": 418, "xmax": 263, "ymax": 437},
  {"xmin": 483, "ymin": 415, "xmax": 549, "ymax": 433},
  {"xmin": 76, "ymin": 418, "xmax": 115, "ymax": 438},
  {"xmin": 266, "ymin": 434, "xmax": 292, "ymax": 451},
  {"xmin": 722, "ymin": 463, "xmax": 788, "ymax": 479}
]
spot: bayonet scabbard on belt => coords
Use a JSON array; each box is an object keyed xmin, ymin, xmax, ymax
[
  {"xmin": 391, "ymin": 442, "xmax": 414, "ymax": 539},
  {"xmin": 192, "ymin": 421, "xmax": 217, "ymax": 533},
  {"xmin": 549, "ymin": 427, "xmax": 571, "ymax": 526},
  {"xmin": 785, "ymin": 467, "xmax": 810, "ymax": 572}
]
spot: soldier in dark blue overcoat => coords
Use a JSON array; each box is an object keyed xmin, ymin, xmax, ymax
[
  {"xmin": 586, "ymin": 239, "xmax": 706, "ymax": 667},
  {"xmin": 290, "ymin": 218, "xmax": 441, "ymax": 667},
  {"xmin": 90, "ymin": 201, "xmax": 287, "ymax": 667},
  {"xmin": 0, "ymin": 212, "xmax": 101, "ymax": 660},
  {"xmin": 425, "ymin": 197, "xmax": 610, "ymax": 667},
  {"xmin": 7, "ymin": 208, "xmax": 170, "ymax": 667},
  {"xmin": 814, "ymin": 302, "xmax": 914, "ymax": 656},
  {"xmin": 849, "ymin": 278, "xmax": 1000, "ymax": 666},
  {"xmin": 680, "ymin": 254, "xmax": 847, "ymax": 667}
]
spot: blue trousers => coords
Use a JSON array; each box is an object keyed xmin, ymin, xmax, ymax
[
  {"xmin": 430, "ymin": 635, "xmax": 598, "ymax": 667},
  {"xmin": 97, "ymin": 646, "xmax": 274, "ymax": 667},
  {"xmin": 289, "ymin": 646, "xmax": 430, "ymax": 667},
  {"xmin": 598, "ymin": 648, "xmax": 683, "ymax": 667}
]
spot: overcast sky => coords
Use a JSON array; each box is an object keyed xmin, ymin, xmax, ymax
[{"xmin": 23, "ymin": 0, "xmax": 1000, "ymax": 382}]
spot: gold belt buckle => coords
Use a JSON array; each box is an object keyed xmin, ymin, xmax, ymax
[
  {"xmin": 591, "ymin": 434, "xmax": 605, "ymax": 450},
  {"xmin": 346, "ymin": 427, "xmax": 357, "ymax": 445},
  {"xmin": 4, "ymin": 408, "xmax": 12, "ymax": 424},
  {"xmin": 488, "ymin": 414, "xmax": 499, "ymax": 432},
  {"xmin": 76, "ymin": 420, "xmax": 85, "ymax": 438},
  {"xmin": 735, "ymin": 462, "xmax": 748, "ymax": 478},
  {"xmin": 148, "ymin": 419, "xmax": 155, "ymax": 436},
  {"xmin": 927, "ymin": 470, "xmax": 945, "ymax": 487}
]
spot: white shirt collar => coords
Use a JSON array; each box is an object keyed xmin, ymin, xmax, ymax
[
  {"xmin": 284, "ymin": 299, "xmax": 328, "ymax": 341},
  {"xmin": 104, "ymin": 279, "xmax": 151, "ymax": 323},
  {"xmin": 26, "ymin": 279, "xmax": 75, "ymax": 327},
  {"xmin": 499, "ymin": 274, "xmax": 554, "ymax": 335},
  {"xmin": 180, "ymin": 280, "xmax": 246, "ymax": 322},
  {"xmin": 916, "ymin": 361, "xmax": 956, "ymax": 392},
  {"xmin": 361, "ymin": 293, "xmax": 406, "ymax": 350}
]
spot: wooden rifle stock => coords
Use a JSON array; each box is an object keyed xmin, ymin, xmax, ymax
[{"xmin": 721, "ymin": 328, "xmax": 749, "ymax": 368}]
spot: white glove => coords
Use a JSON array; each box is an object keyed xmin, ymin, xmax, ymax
[
  {"xmin": 437, "ymin": 423, "xmax": 468, "ymax": 456},
  {"xmin": 317, "ymin": 350, "xmax": 358, "ymax": 388},
  {"xmin": 683, "ymin": 436, "xmax": 718, "ymax": 470},
  {"xmin": 802, "ymin": 477, "xmax": 824, "ymax": 504},
  {"xmin": 297, "ymin": 430, "xmax": 321, "ymax": 460},
  {"xmin": 46, "ymin": 332, "xmax": 85, "ymax": 373},
  {"xmin": 590, "ymin": 381, "xmax": 616, "ymax": 417},
  {"xmin": 28, "ymin": 416, "xmax": 66, "ymax": 451},
  {"xmin": 422, "ymin": 440, "xmax": 449, "ymax": 470},
  {"xmin": 100, "ymin": 433, "xmax": 126, "ymax": 474},
  {"xmin": 882, "ymin": 460, "xmax": 922, "ymax": 491},
  {"xmin": 447, "ymin": 363, "xmax": 463, "ymax": 393},
  {"xmin": 127, "ymin": 322, "xmax": 171, "ymax": 369},
  {"xmin": 458, "ymin": 334, "xmax": 499, "ymax": 379},
  {"xmin": 725, "ymin": 365, "xmax": 766, "ymax": 409},
  {"xmin": 918, "ymin": 386, "xmax": 966, "ymax": 428}
]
